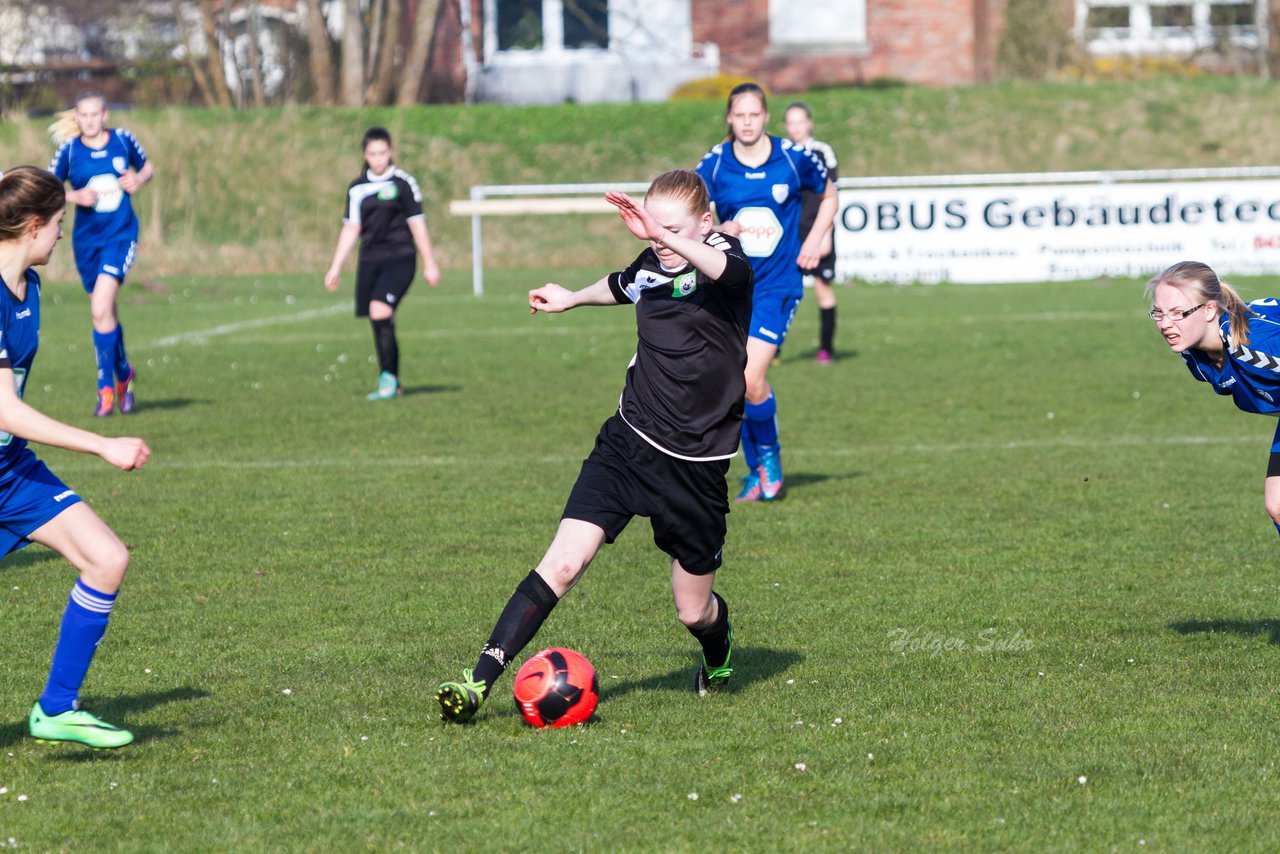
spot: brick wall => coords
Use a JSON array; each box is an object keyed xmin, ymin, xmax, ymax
[
  {"xmin": 426, "ymin": 0, "xmax": 1010, "ymax": 102},
  {"xmin": 693, "ymin": 0, "xmax": 1007, "ymax": 90}
]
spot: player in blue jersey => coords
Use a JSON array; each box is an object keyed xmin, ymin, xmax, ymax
[
  {"xmin": 435, "ymin": 170, "xmax": 752, "ymax": 723},
  {"xmin": 1148, "ymin": 260, "xmax": 1280, "ymax": 538},
  {"xmin": 697, "ymin": 83, "xmax": 837, "ymax": 502},
  {"xmin": 49, "ymin": 91, "xmax": 152, "ymax": 418},
  {"xmin": 0, "ymin": 166, "xmax": 151, "ymax": 749},
  {"xmin": 325, "ymin": 127, "xmax": 441, "ymax": 400}
]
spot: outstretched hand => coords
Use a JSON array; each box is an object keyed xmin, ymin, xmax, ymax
[
  {"xmin": 605, "ymin": 191, "xmax": 662, "ymax": 243},
  {"xmin": 529, "ymin": 283, "xmax": 574, "ymax": 314}
]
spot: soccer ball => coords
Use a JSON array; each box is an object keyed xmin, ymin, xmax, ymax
[{"xmin": 512, "ymin": 647, "xmax": 599, "ymax": 728}]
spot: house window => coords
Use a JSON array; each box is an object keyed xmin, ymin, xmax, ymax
[
  {"xmin": 563, "ymin": 0, "xmax": 608, "ymax": 49},
  {"xmin": 487, "ymin": 0, "xmax": 610, "ymax": 57},
  {"xmin": 768, "ymin": 0, "xmax": 867, "ymax": 47},
  {"xmin": 497, "ymin": 0, "xmax": 543, "ymax": 50},
  {"xmin": 1077, "ymin": 0, "xmax": 1262, "ymax": 54}
]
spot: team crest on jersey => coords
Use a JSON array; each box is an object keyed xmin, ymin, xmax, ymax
[
  {"xmin": 112, "ymin": 156, "xmax": 125, "ymax": 174},
  {"xmin": 772, "ymin": 183, "xmax": 788, "ymax": 204},
  {"xmin": 377, "ymin": 184, "xmax": 399, "ymax": 200},
  {"xmin": 671, "ymin": 272, "xmax": 697, "ymax": 298}
]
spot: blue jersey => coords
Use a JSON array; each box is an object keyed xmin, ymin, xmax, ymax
[
  {"xmin": 49, "ymin": 128, "xmax": 148, "ymax": 249},
  {"xmin": 0, "ymin": 269, "xmax": 41, "ymax": 482},
  {"xmin": 696, "ymin": 134, "xmax": 828, "ymax": 295},
  {"xmin": 1181, "ymin": 299, "xmax": 1280, "ymax": 415}
]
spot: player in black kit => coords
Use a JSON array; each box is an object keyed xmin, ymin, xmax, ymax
[
  {"xmin": 436, "ymin": 170, "xmax": 754, "ymax": 723},
  {"xmin": 324, "ymin": 127, "xmax": 441, "ymax": 400}
]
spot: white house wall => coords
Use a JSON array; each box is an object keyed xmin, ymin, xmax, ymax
[{"xmin": 475, "ymin": 0, "xmax": 718, "ymax": 104}]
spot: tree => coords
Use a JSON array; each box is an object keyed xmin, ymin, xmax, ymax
[
  {"xmin": 198, "ymin": 0, "xmax": 236, "ymax": 105},
  {"xmin": 339, "ymin": 0, "xmax": 364, "ymax": 105},
  {"xmin": 397, "ymin": 0, "xmax": 441, "ymax": 105},
  {"xmin": 366, "ymin": 0, "xmax": 404, "ymax": 105},
  {"xmin": 299, "ymin": 0, "xmax": 336, "ymax": 105}
]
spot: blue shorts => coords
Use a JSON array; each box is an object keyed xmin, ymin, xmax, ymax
[
  {"xmin": 0, "ymin": 449, "xmax": 81, "ymax": 556},
  {"xmin": 75, "ymin": 238, "xmax": 137, "ymax": 292},
  {"xmin": 749, "ymin": 289, "xmax": 802, "ymax": 348}
]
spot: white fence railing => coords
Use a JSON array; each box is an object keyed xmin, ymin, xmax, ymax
[{"xmin": 450, "ymin": 167, "xmax": 1280, "ymax": 292}]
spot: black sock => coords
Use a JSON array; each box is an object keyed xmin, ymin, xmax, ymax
[
  {"xmin": 819, "ymin": 306, "xmax": 836, "ymax": 353},
  {"xmin": 371, "ymin": 317, "xmax": 399, "ymax": 376},
  {"xmin": 688, "ymin": 592, "xmax": 732, "ymax": 669},
  {"xmin": 472, "ymin": 572, "xmax": 559, "ymax": 697}
]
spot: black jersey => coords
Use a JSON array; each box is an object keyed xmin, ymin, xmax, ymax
[
  {"xmin": 797, "ymin": 138, "xmax": 838, "ymax": 237},
  {"xmin": 341, "ymin": 167, "xmax": 425, "ymax": 262},
  {"xmin": 607, "ymin": 232, "xmax": 754, "ymax": 461}
]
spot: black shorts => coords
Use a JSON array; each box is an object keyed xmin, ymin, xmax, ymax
[
  {"xmin": 1268, "ymin": 452, "xmax": 1280, "ymax": 478},
  {"xmin": 355, "ymin": 255, "xmax": 415, "ymax": 317},
  {"xmin": 811, "ymin": 248, "xmax": 836, "ymax": 283},
  {"xmin": 562, "ymin": 414, "xmax": 731, "ymax": 575}
]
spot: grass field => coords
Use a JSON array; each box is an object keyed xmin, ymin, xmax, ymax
[{"xmin": 0, "ymin": 264, "xmax": 1278, "ymax": 851}]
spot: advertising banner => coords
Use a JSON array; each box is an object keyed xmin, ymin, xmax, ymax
[{"xmin": 835, "ymin": 179, "xmax": 1280, "ymax": 284}]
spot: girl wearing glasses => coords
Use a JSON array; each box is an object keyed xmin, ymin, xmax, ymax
[{"xmin": 1148, "ymin": 260, "xmax": 1280, "ymax": 536}]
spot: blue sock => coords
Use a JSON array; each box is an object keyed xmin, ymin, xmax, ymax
[
  {"xmin": 40, "ymin": 580, "xmax": 117, "ymax": 715},
  {"xmin": 745, "ymin": 392, "xmax": 779, "ymax": 452},
  {"xmin": 740, "ymin": 420, "xmax": 758, "ymax": 470},
  {"xmin": 1275, "ymin": 521, "xmax": 1280, "ymax": 538},
  {"xmin": 92, "ymin": 328, "xmax": 117, "ymax": 390},
  {"xmin": 114, "ymin": 323, "xmax": 131, "ymax": 381}
]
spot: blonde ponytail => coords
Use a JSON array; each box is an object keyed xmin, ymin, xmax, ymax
[
  {"xmin": 47, "ymin": 110, "xmax": 80, "ymax": 147},
  {"xmin": 1217, "ymin": 278, "xmax": 1254, "ymax": 348}
]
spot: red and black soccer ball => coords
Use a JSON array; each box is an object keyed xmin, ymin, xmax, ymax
[{"xmin": 512, "ymin": 647, "xmax": 599, "ymax": 728}]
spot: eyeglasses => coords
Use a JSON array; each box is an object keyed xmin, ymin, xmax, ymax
[{"xmin": 1149, "ymin": 304, "xmax": 1205, "ymax": 322}]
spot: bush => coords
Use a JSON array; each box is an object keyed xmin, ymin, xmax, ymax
[
  {"xmin": 1057, "ymin": 55, "xmax": 1207, "ymax": 82},
  {"xmin": 668, "ymin": 74, "xmax": 759, "ymax": 102}
]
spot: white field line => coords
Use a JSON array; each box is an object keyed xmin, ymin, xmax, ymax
[
  {"xmin": 143, "ymin": 303, "xmax": 350, "ymax": 348},
  {"xmin": 140, "ymin": 304, "xmax": 1141, "ymax": 351},
  {"xmin": 50, "ymin": 432, "xmax": 1265, "ymax": 474}
]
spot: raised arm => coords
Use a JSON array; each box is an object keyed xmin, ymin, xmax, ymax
[{"xmin": 605, "ymin": 191, "xmax": 727, "ymax": 281}]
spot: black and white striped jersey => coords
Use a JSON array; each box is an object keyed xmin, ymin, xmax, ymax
[
  {"xmin": 341, "ymin": 167, "xmax": 425, "ymax": 263},
  {"xmin": 606, "ymin": 231, "xmax": 754, "ymax": 461},
  {"xmin": 796, "ymin": 137, "xmax": 839, "ymax": 238}
]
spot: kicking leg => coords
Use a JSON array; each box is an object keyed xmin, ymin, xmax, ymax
[{"xmin": 437, "ymin": 519, "xmax": 606, "ymax": 722}]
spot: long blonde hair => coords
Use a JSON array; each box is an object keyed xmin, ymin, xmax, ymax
[
  {"xmin": 1145, "ymin": 260, "xmax": 1254, "ymax": 347},
  {"xmin": 47, "ymin": 110, "xmax": 80, "ymax": 146},
  {"xmin": 46, "ymin": 90, "xmax": 106, "ymax": 146}
]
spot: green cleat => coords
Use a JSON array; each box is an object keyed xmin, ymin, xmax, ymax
[
  {"xmin": 693, "ymin": 626, "xmax": 734, "ymax": 696},
  {"xmin": 436, "ymin": 669, "xmax": 486, "ymax": 723},
  {"xmin": 367, "ymin": 371, "xmax": 401, "ymax": 401},
  {"xmin": 28, "ymin": 702, "xmax": 134, "ymax": 749}
]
